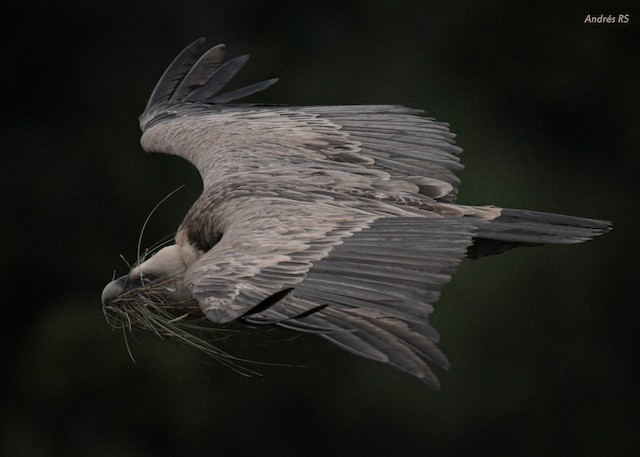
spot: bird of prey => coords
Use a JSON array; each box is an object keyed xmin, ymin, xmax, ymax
[{"xmin": 102, "ymin": 38, "xmax": 611, "ymax": 389}]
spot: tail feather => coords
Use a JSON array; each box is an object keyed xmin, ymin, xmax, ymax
[{"xmin": 468, "ymin": 208, "xmax": 611, "ymax": 259}]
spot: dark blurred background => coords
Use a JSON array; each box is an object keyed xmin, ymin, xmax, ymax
[{"xmin": 2, "ymin": 1, "xmax": 638, "ymax": 456}]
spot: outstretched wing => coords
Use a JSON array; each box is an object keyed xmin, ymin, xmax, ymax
[
  {"xmin": 184, "ymin": 205, "xmax": 479, "ymax": 388},
  {"xmin": 245, "ymin": 217, "xmax": 480, "ymax": 388},
  {"xmin": 139, "ymin": 40, "xmax": 465, "ymax": 203}
]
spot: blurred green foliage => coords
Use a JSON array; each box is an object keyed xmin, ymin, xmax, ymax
[{"xmin": 1, "ymin": 1, "xmax": 638, "ymax": 456}]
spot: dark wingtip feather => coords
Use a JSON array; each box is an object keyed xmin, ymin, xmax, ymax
[
  {"xmin": 170, "ymin": 43, "xmax": 227, "ymax": 102},
  {"xmin": 208, "ymin": 78, "xmax": 279, "ymax": 104},
  {"xmin": 144, "ymin": 38, "xmax": 206, "ymax": 111},
  {"xmin": 142, "ymin": 42, "xmax": 280, "ymax": 128},
  {"xmin": 183, "ymin": 54, "xmax": 251, "ymax": 102}
]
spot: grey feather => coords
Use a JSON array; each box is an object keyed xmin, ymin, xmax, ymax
[
  {"xmin": 170, "ymin": 44, "xmax": 226, "ymax": 102},
  {"xmin": 183, "ymin": 55, "xmax": 250, "ymax": 102},
  {"xmin": 144, "ymin": 38, "xmax": 206, "ymax": 111},
  {"xmin": 208, "ymin": 78, "xmax": 279, "ymax": 104}
]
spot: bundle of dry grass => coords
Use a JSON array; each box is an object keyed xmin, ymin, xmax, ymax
[{"xmin": 102, "ymin": 276, "xmax": 268, "ymax": 376}]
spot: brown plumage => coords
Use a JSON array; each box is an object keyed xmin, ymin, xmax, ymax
[{"xmin": 102, "ymin": 39, "xmax": 611, "ymax": 389}]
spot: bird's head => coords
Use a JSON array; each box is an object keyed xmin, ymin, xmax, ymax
[
  {"xmin": 101, "ymin": 244, "xmax": 191, "ymax": 307},
  {"xmin": 100, "ymin": 240, "xmax": 247, "ymax": 371}
]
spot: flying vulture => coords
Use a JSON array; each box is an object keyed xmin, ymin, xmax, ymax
[{"xmin": 102, "ymin": 38, "xmax": 611, "ymax": 389}]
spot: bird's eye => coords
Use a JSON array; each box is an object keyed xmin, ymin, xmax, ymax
[{"xmin": 140, "ymin": 273, "xmax": 158, "ymax": 286}]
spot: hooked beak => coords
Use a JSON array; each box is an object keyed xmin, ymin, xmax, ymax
[{"xmin": 101, "ymin": 275, "xmax": 128, "ymax": 306}]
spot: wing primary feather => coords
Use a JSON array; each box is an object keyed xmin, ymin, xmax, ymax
[
  {"xmin": 169, "ymin": 44, "xmax": 227, "ymax": 102},
  {"xmin": 184, "ymin": 55, "xmax": 251, "ymax": 102},
  {"xmin": 208, "ymin": 78, "xmax": 279, "ymax": 103},
  {"xmin": 144, "ymin": 38, "xmax": 206, "ymax": 111}
]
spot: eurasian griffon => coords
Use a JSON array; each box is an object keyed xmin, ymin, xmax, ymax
[{"xmin": 102, "ymin": 39, "xmax": 610, "ymax": 388}]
